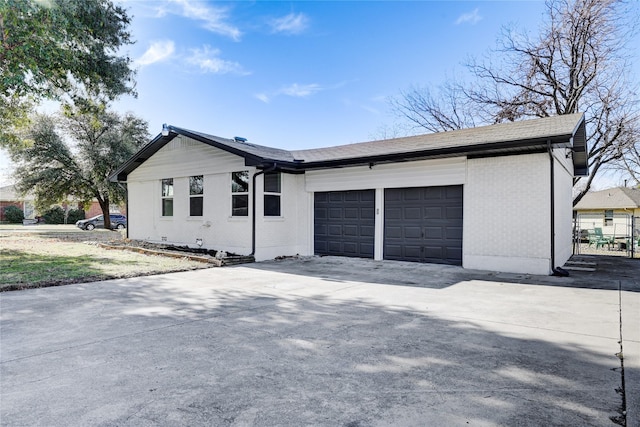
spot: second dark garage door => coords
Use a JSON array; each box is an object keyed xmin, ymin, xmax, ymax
[
  {"xmin": 314, "ymin": 190, "xmax": 375, "ymax": 258},
  {"xmin": 384, "ymin": 185, "xmax": 463, "ymax": 265}
]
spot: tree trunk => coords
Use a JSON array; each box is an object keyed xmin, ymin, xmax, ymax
[{"xmin": 97, "ymin": 195, "xmax": 111, "ymax": 230}]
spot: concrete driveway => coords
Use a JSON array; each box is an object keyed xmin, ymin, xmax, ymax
[{"xmin": 1, "ymin": 256, "xmax": 639, "ymax": 426}]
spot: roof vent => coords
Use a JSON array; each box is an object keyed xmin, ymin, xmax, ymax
[{"xmin": 234, "ymin": 136, "xmax": 247, "ymax": 143}]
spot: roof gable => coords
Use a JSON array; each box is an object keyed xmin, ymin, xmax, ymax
[{"xmin": 110, "ymin": 113, "xmax": 588, "ymax": 182}]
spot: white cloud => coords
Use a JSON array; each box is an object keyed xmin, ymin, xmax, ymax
[
  {"xmin": 255, "ymin": 93, "xmax": 270, "ymax": 103},
  {"xmin": 280, "ymin": 83, "xmax": 322, "ymax": 97},
  {"xmin": 186, "ymin": 46, "xmax": 249, "ymax": 75},
  {"xmin": 256, "ymin": 81, "xmax": 348, "ymax": 103},
  {"xmin": 168, "ymin": 0, "xmax": 241, "ymax": 40},
  {"xmin": 455, "ymin": 8, "xmax": 482, "ymax": 25},
  {"xmin": 270, "ymin": 12, "xmax": 309, "ymax": 35},
  {"xmin": 137, "ymin": 40, "xmax": 175, "ymax": 66}
]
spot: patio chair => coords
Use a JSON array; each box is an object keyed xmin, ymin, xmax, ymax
[{"xmin": 588, "ymin": 228, "xmax": 614, "ymax": 250}]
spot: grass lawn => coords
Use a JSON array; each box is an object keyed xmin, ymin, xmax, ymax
[{"xmin": 0, "ymin": 225, "xmax": 211, "ymax": 291}]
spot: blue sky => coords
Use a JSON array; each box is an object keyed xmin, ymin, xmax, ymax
[
  {"xmin": 1, "ymin": 1, "xmax": 638, "ymax": 187},
  {"xmin": 116, "ymin": 0, "xmax": 548, "ymax": 148}
]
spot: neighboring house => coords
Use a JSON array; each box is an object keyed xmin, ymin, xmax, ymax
[
  {"xmin": 0, "ymin": 185, "xmax": 36, "ymax": 221},
  {"xmin": 0, "ymin": 184, "xmax": 124, "ymax": 222},
  {"xmin": 574, "ymin": 187, "xmax": 640, "ymax": 238},
  {"xmin": 110, "ymin": 113, "xmax": 588, "ymax": 275}
]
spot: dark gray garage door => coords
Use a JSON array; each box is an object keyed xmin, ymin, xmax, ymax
[
  {"xmin": 384, "ymin": 185, "xmax": 463, "ymax": 265},
  {"xmin": 314, "ymin": 190, "xmax": 375, "ymax": 258}
]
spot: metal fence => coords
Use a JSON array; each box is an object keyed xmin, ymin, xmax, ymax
[{"xmin": 573, "ymin": 213, "xmax": 639, "ymax": 258}]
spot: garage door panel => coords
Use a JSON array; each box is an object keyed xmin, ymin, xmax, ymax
[
  {"xmin": 314, "ymin": 190, "xmax": 375, "ymax": 258},
  {"xmin": 343, "ymin": 225, "xmax": 358, "ymax": 236},
  {"xmin": 446, "ymin": 186, "xmax": 463, "ymax": 199},
  {"xmin": 385, "ymin": 207, "xmax": 402, "ymax": 220},
  {"xmin": 446, "ymin": 206, "xmax": 463, "ymax": 219},
  {"xmin": 314, "ymin": 224, "xmax": 327, "ymax": 236},
  {"xmin": 384, "ymin": 185, "xmax": 463, "ymax": 265},
  {"xmin": 446, "ymin": 226, "xmax": 463, "ymax": 239},
  {"xmin": 344, "ymin": 208, "xmax": 359, "ymax": 219},
  {"xmin": 328, "ymin": 224, "xmax": 342, "ymax": 236},
  {"xmin": 425, "ymin": 207, "xmax": 442, "ymax": 219},
  {"xmin": 404, "ymin": 226, "xmax": 422, "ymax": 239},
  {"xmin": 404, "ymin": 207, "xmax": 422, "ymax": 220},
  {"xmin": 360, "ymin": 225, "xmax": 375, "ymax": 237},
  {"xmin": 424, "ymin": 227, "xmax": 443, "ymax": 239},
  {"xmin": 385, "ymin": 226, "xmax": 402, "ymax": 238},
  {"xmin": 361, "ymin": 208, "xmax": 375, "ymax": 219}
]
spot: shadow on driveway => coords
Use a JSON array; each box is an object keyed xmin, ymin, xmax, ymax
[{"xmin": 0, "ymin": 264, "xmax": 628, "ymax": 426}]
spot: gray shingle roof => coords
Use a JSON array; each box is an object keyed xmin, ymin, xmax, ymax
[
  {"xmin": 291, "ymin": 113, "xmax": 584, "ymax": 163},
  {"xmin": 110, "ymin": 113, "xmax": 587, "ymax": 182},
  {"xmin": 574, "ymin": 187, "xmax": 640, "ymax": 210}
]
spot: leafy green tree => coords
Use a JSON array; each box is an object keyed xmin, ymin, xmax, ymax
[
  {"xmin": 0, "ymin": 0, "xmax": 136, "ymax": 149},
  {"xmin": 13, "ymin": 105, "xmax": 148, "ymax": 229}
]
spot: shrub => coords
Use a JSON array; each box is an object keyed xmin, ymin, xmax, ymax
[
  {"xmin": 67, "ymin": 208, "xmax": 85, "ymax": 223},
  {"xmin": 42, "ymin": 206, "xmax": 65, "ymax": 224},
  {"xmin": 3, "ymin": 205, "xmax": 24, "ymax": 223}
]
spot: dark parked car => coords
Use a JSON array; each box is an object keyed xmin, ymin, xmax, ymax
[{"xmin": 76, "ymin": 214, "xmax": 127, "ymax": 230}]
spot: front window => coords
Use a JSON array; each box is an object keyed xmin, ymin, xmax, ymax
[
  {"xmin": 231, "ymin": 171, "xmax": 249, "ymax": 216},
  {"xmin": 604, "ymin": 210, "xmax": 613, "ymax": 226},
  {"xmin": 263, "ymin": 172, "xmax": 281, "ymax": 217},
  {"xmin": 161, "ymin": 178, "xmax": 173, "ymax": 216},
  {"xmin": 189, "ymin": 175, "xmax": 203, "ymax": 216}
]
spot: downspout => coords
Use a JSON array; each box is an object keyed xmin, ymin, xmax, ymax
[
  {"xmin": 548, "ymin": 140, "xmax": 555, "ymax": 273},
  {"xmin": 117, "ymin": 182, "xmax": 129, "ymax": 239},
  {"xmin": 548, "ymin": 141, "xmax": 568, "ymax": 276},
  {"xmin": 251, "ymin": 163, "xmax": 277, "ymax": 256}
]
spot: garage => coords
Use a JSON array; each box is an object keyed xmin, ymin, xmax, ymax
[
  {"xmin": 384, "ymin": 185, "xmax": 463, "ymax": 265},
  {"xmin": 314, "ymin": 190, "xmax": 375, "ymax": 258}
]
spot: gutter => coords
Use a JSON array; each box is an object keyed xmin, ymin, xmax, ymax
[{"xmin": 251, "ymin": 163, "xmax": 277, "ymax": 256}]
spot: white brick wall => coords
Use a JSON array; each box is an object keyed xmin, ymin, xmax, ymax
[
  {"xmin": 463, "ymin": 153, "xmax": 552, "ymax": 274},
  {"xmin": 127, "ymin": 136, "xmax": 309, "ymax": 260}
]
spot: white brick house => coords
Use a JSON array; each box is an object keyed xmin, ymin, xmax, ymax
[{"xmin": 110, "ymin": 114, "xmax": 588, "ymax": 275}]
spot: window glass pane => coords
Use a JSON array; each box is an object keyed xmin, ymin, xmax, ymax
[
  {"xmin": 190, "ymin": 196, "xmax": 203, "ymax": 216},
  {"xmin": 264, "ymin": 194, "xmax": 281, "ymax": 216},
  {"xmin": 231, "ymin": 171, "xmax": 249, "ymax": 193},
  {"xmin": 232, "ymin": 194, "xmax": 248, "ymax": 216},
  {"xmin": 162, "ymin": 199, "xmax": 173, "ymax": 216},
  {"xmin": 264, "ymin": 172, "xmax": 281, "ymax": 193},
  {"xmin": 162, "ymin": 178, "xmax": 173, "ymax": 197},
  {"xmin": 190, "ymin": 176, "xmax": 203, "ymax": 195}
]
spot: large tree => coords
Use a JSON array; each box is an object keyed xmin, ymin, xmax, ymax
[
  {"xmin": 0, "ymin": 0, "xmax": 136, "ymax": 149},
  {"xmin": 392, "ymin": 0, "xmax": 639, "ymax": 205},
  {"xmin": 13, "ymin": 106, "xmax": 148, "ymax": 229}
]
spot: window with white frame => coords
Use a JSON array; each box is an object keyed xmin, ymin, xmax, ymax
[
  {"xmin": 161, "ymin": 178, "xmax": 173, "ymax": 216},
  {"xmin": 263, "ymin": 171, "xmax": 281, "ymax": 216},
  {"xmin": 231, "ymin": 171, "xmax": 249, "ymax": 216},
  {"xmin": 189, "ymin": 175, "xmax": 203, "ymax": 216}
]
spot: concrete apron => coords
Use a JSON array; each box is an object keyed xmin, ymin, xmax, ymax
[{"xmin": 1, "ymin": 256, "xmax": 638, "ymax": 426}]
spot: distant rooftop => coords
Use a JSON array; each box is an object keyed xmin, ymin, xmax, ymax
[{"xmin": 574, "ymin": 187, "xmax": 640, "ymax": 210}]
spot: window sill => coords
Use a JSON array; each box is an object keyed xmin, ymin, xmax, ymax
[
  {"xmin": 263, "ymin": 216, "xmax": 285, "ymax": 221},
  {"xmin": 159, "ymin": 216, "xmax": 174, "ymax": 220},
  {"xmin": 228, "ymin": 216, "xmax": 250, "ymax": 221}
]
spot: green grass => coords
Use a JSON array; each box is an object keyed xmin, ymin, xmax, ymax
[
  {"xmin": 1, "ymin": 249, "xmax": 107, "ymax": 287},
  {"xmin": 0, "ymin": 232, "xmax": 210, "ymax": 291}
]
